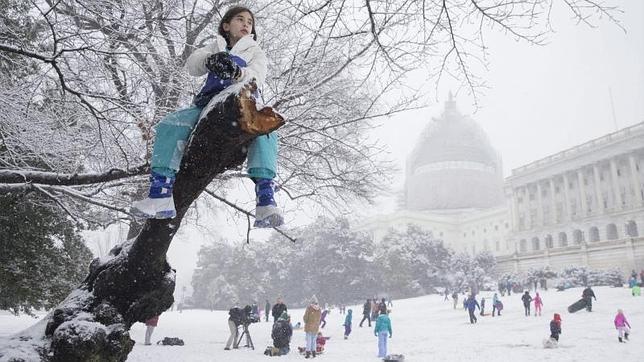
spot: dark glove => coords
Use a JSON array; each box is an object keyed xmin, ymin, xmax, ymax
[{"xmin": 205, "ymin": 52, "xmax": 242, "ymax": 80}]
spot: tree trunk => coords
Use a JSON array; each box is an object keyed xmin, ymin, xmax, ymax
[{"xmin": 2, "ymin": 85, "xmax": 284, "ymax": 361}]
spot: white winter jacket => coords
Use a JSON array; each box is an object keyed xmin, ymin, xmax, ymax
[{"xmin": 185, "ymin": 34, "xmax": 267, "ymax": 85}]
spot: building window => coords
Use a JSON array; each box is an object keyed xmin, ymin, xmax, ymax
[
  {"xmin": 505, "ymin": 222, "xmax": 509, "ymax": 229},
  {"xmin": 617, "ymin": 169, "xmax": 621, "ymax": 176},
  {"xmin": 495, "ymin": 241, "xmax": 500, "ymax": 251},
  {"xmin": 439, "ymin": 232, "xmax": 444, "ymax": 237},
  {"xmin": 626, "ymin": 221, "xmax": 639, "ymax": 237},
  {"xmin": 606, "ymin": 223, "xmax": 618, "ymax": 240},
  {"xmin": 484, "ymin": 228, "xmax": 487, "ymax": 233},
  {"xmin": 495, "ymin": 225, "xmax": 499, "ymax": 231}
]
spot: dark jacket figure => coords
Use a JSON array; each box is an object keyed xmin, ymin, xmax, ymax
[
  {"xmin": 359, "ymin": 299, "xmax": 371, "ymax": 327},
  {"xmin": 521, "ymin": 291, "xmax": 533, "ymax": 316},
  {"xmin": 465, "ymin": 295, "xmax": 480, "ymax": 324},
  {"xmin": 265, "ymin": 300, "xmax": 271, "ymax": 322},
  {"xmin": 480, "ymin": 298, "xmax": 486, "ymax": 316},
  {"xmin": 271, "ymin": 311, "xmax": 292, "ymax": 355},
  {"xmin": 378, "ymin": 298, "xmax": 387, "ymax": 315},
  {"xmin": 550, "ymin": 313, "xmax": 562, "ymax": 341},
  {"xmin": 582, "ymin": 287, "xmax": 597, "ymax": 311},
  {"xmin": 225, "ymin": 306, "xmax": 243, "ymax": 350},
  {"xmin": 271, "ymin": 298, "xmax": 287, "ymax": 322}
]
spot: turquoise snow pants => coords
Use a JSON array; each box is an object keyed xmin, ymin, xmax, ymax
[{"xmin": 150, "ymin": 106, "xmax": 278, "ymax": 179}]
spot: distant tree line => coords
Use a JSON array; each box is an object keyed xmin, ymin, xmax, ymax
[{"xmin": 191, "ymin": 218, "xmax": 498, "ymax": 309}]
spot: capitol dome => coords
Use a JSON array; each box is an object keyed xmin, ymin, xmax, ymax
[{"xmin": 404, "ymin": 94, "xmax": 505, "ymax": 210}]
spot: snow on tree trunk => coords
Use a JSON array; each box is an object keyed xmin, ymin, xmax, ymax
[{"xmin": 0, "ymin": 84, "xmax": 284, "ymax": 362}]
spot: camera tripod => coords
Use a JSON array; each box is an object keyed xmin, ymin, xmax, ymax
[{"xmin": 234, "ymin": 323, "xmax": 254, "ymax": 350}]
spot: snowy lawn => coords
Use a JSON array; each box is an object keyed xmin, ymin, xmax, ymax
[{"xmin": 1, "ymin": 286, "xmax": 643, "ymax": 361}]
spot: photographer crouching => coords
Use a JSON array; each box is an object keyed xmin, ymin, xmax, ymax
[{"xmin": 225, "ymin": 304, "xmax": 260, "ymax": 351}]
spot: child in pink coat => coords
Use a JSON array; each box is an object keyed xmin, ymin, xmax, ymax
[
  {"xmin": 614, "ymin": 309, "xmax": 631, "ymax": 343},
  {"xmin": 534, "ymin": 292, "xmax": 543, "ymax": 317}
]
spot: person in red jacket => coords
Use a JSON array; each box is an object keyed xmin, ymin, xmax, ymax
[
  {"xmin": 316, "ymin": 331, "xmax": 330, "ymax": 353},
  {"xmin": 550, "ymin": 313, "xmax": 562, "ymax": 341},
  {"xmin": 144, "ymin": 315, "xmax": 160, "ymax": 345}
]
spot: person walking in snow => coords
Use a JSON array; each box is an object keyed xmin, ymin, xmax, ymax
[
  {"xmin": 265, "ymin": 299, "xmax": 271, "ymax": 322},
  {"xmin": 582, "ymin": 286, "xmax": 597, "ymax": 312},
  {"xmin": 144, "ymin": 315, "xmax": 159, "ymax": 345},
  {"xmin": 614, "ymin": 309, "xmax": 631, "ymax": 343},
  {"xmin": 492, "ymin": 293, "xmax": 502, "ymax": 317},
  {"xmin": 343, "ymin": 309, "xmax": 353, "ymax": 339},
  {"xmin": 271, "ymin": 311, "xmax": 293, "ymax": 355},
  {"xmin": 320, "ymin": 308, "xmax": 328, "ymax": 329},
  {"xmin": 465, "ymin": 294, "xmax": 480, "ymax": 324},
  {"xmin": 480, "ymin": 297, "xmax": 486, "ymax": 316},
  {"xmin": 452, "ymin": 292, "xmax": 459, "ymax": 310},
  {"xmin": 522, "ymin": 291, "xmax": 533, "ymax": 316},
  {"xmin": 359, "ymin": 299, "xmax": 372, "ymax": 327},
  {"xmin": 534, "ymin": 292, "xmax": 543, "ymax": 316},
  {"xmin": 371, "ymin": 299, "xmax": 379, "ymax": 321},
  {"xmin": 374, "ymin": 310, "xmax": 392, "ymax": 358},
  {"xmin": 130, "ymin": 6, "xmax": 284, "ymax": 228},
  {"xmin": 303, "ymin": 295, "xmax": 322, "ymax": 358},
  {"xmin": 550, "ymin": 313, "xmax": 562, "ymax": 341},
  {"xmin": 378, "ymin": 298, "xmax": 388, "ymax": 315}
]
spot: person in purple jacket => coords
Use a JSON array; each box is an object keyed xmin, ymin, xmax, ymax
[
  {"xmin": 320, "ymin": 309, "xmax": 328, "ymax": 328},
  {"xmin": 614, "ymin": 309, "xmax": 631, "ymax": 343}
]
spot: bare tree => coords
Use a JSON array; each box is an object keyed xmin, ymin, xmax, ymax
[{"xmin": 0, "ymin": 0, "xmax": 622, "ymax": 360}]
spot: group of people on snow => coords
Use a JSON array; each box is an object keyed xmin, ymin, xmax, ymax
[{"xmin": 451, "ymin": 284, "xmax": 632, "ymax": 346}]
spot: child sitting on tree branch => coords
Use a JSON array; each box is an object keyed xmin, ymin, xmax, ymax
[{"xmin": 131, "ymin": 6, "xmax": 283, "ymax": 228}]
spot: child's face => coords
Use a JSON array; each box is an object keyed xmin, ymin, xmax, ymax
[{"xmin": 223, "ymin": 11, "xmax": 253, "ymax": 45}]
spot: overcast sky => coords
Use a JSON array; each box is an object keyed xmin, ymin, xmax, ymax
[
  {"xmin": 373, "ymin": 1, "xmax": 644, "ymax": 189},
  {"xmin": 85, "ymin": 1, "xmax": 644, "ymax": 295}
]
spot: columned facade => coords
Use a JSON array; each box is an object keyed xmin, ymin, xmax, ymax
[{"xmin": 501, "ymin": 122, "xmax": 644, "ymax": 273}]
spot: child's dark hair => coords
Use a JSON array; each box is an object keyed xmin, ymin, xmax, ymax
[{"xmin": 218, "ymin": 6, "xmax": 257, "ymax": 44}]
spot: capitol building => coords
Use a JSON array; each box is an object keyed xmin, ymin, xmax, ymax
[{"xmin": 356, "ymin": 95, "xmax": 644, "ymax": 274}]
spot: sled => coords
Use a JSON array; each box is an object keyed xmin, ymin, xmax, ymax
[
  {"xmin": 542, "ymin": 337, "xmax": 558, "ymax": 348},
  {"xmin": 567, "ymin": 298, "xmax": 588, "ymax": 313},
  {"xmin": 384, "ymin": 354, "xmax": 405, "ymax": 362}
]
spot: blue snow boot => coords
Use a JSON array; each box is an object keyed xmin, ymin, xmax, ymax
[
  {"xmin": 253, "ymin": 178, "xmax": 283, "ymax": 228},
  {"xmin": 130, "ymin": 172, "xmax": 176, "ymax": 219}
]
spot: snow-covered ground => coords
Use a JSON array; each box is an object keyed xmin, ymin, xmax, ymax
[{"xmin": 1, "ymin": 286, "xmax": 643, "ymax": 361}]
